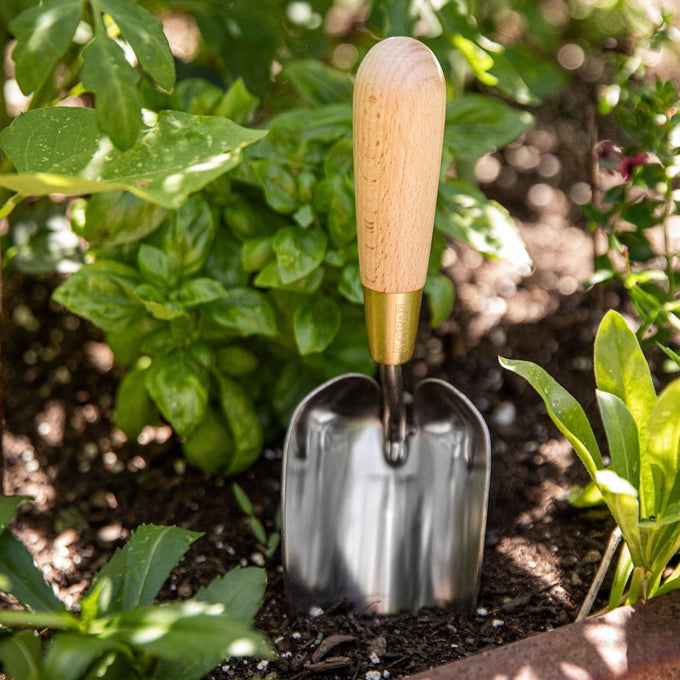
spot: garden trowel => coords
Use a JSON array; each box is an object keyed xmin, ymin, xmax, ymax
[{"xmin": 282, "ymin": 37, "xmax": 490, "ymax": 615}]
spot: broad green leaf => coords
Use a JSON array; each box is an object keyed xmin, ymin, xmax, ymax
[
  {"xmin": 52, "ymin": 261, "xmax": 143, "ymax": 332},
  {"xmin": 115, "ymin": 367, "xmax": 158, "ymax": 440},
  {"xmin": 283, "ymin": 60, "xmax": 353, "ymax": 106},
  {"xmin": 499, "ymin": 357, "xmax": 602, "ymax": 477},
  {"xmin": 445, "ymin": 95, "xmax": 534, "ymax": 162},
  {"xmin": 425, "ymin": 272, "xmax": 455, "ymax": 328},
  {"xmin": 213, "ymin": 78, "xmax": 261, "ymax": 125},
  {"xmin": 241, "ymin": 238, "xmax": 273, "ymax": 273},
  {"xmin": 646, "ymin": 379, "xmax": 680, "ymax": 515},
  {"xmin": 217, "ymin": 346, "xmax": 258, "ymax": 377},
  {"xmin": 145, "ymin": 351, "xmax": 209, "ymax": 436},
  {"xmin": 0, "ymin": 531, "xmax": 66, "ymax": 612},
  {"xmin": 174, "ymin": 279, "xmax": 228, "ymax": 307},
  {"xmin": 9, "ymin": 0, "xmax": 81, "ymax": 94},
  {"xmin": 436, "ymin": 180, "xmax": 531, "ymax": 269},
  {"xmin": 595, "ymin": 470, "xmax": 644, "ymax": 566},
  {"xmin": 100, "ymin": 601, "xmax": 272, "ymax": 662},
  {"xmin": 502, "ymin": 44, "xmax": 570, "ymax": 102},
  {"xmin": 0, "ymin": 496, "xmax": 28, "ymax": 530},
  {"xmin": 0, "ymin": 108, "xmax": 267, "ymax": 209},
  {"xmin": 273, "ymin": 227, "xmax": 327, "ymax": 284},
  {"xmin": 0, "ymin": 630, "xmax": 42, "ymax": 680},
  {"xmin": 121, "ymin": 524, "xmax": 202, "ymax": 612},
  {"xmin": 81, "ymin": 31, "xmax": 141, "ymax": 150},
  {"xmin": 254, "ymin": 261, "xmax": 325, "ymax": 294},
  {"xmin": 251, "ymin": 160, "xmax": 298, "ymax": 214},
  {"xmin": 596, "ymin": 390, "xmax": 640, "ymax": 488},
  {"xmin": 203, "ymin": 288, "xmax": 278, "ymax": 337},
  {"xmin": 294, "ymin": 295, "xmax": 341, "ymax": 356},
  {"xmin": 594, "ymin": 310, "xmax": 656, "ymax": 454},
  {"xmin": 204, "ymin": 231, "xmax": 249, "ymax": 289},
  {"xmin": 100, "ymin": 0, "xmax": 175, "ymax": 92},
  {"xmin": 138, "ymin": 245, "xmax": 176, "ymax": 289},
  {"xmin": 133, "ymin": 283, "xmax": 186, "ymax": 321},
  {"xmin": 43, "ymin": 634, "xmax": 132, "ymax": 680},
  {"xmin": 81, "ymin": 191, "xmax": 168, "ymax": 246},
  {"xmin": 217, "ymin": 376, "xmax": 263, "ymax": 475},
  {"xmin": 567, "ymin": 480, "xmax": 603, "ymax": 508},
  {"xmin": 195, "ymin": 567, "xmax": 266, "ymax": 623},
  {"xmin": 488, "ymin": 49, "xmax": 540, "ymax": 105},
  {"xmin": 338, "ymin": 263, "xmax": 363, "ymax": 305},
  {"xmin": 161, "ymin": 196, "xmax": 215, "ymax": 278}
]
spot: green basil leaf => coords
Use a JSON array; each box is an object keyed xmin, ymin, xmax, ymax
[
  {"xmin": 0, "ymin": 530, "xmax": 66, "ymax": 612},
  {"xmin": 596, "ymin": 390, "xmax": 640, "ymax": 489},
  {"xmin": 82, "ymin": 191, "xmax": 168, "ymax": 246},
  {"xmin": 254, "ymin": 261, "xmax": 324, "ymax": 293},
  {"xmin": 100, "ymin": 0, "xmax": 175, "ymax": 92},
  {"xmin": 436, "ymin": 180, "xmax": 532, "ymax": 269},
  {"xmin": 217, "ymin": 346, "xmax": 258, "ymax": 376},
  {"xmin": 0, "ymin": 108, "xmax": 267, "ymax": 209},
  {"xmin": 0, "ymin": 630, "xmax": 42, "ymax": 680},
  {"xmin": 445, "ymin": 94, "xmax": 534, "ymax": 161},
  {"xmin": 241, "ymin": 238, "xmax": 273, "ymax": 273},
  {"xmin": 217, "ymin": 375, "xmax": 263, "ymax": 475},
  {"xmin": 195, "ymin": 567, "xmax": 266, "ymax": 623},
  {"xmin": 273, "ymin": 226, "xmax": 327, "ymax": 284},
  {"xmin": 138, "ymin": 245, "xmax": 176, "ymax": 289},
  {"xmin": 52, "ymin": 261, "xmax": 143, "ymax": 332},
  {"xmin": 81, "ymin": 31, "xmax": 141, "ymax": 150},
  {"xmin": 121, "ymin": 525, "xmax": 203, "ymax": 611},
  {"xmin": 338, "ymin": 263, "xmax": 363, "ymax": 305},
  {"xmin": 174, "ymin": 279, "xmax": 228, "ymax": 307},
  {"xmin": 251, "ymin": 160, "xmax": 298, "ymax": 214},
  {"xmin": 146, "ymin": 351, "xmax": 209, "ymax": 436},
  {"xmin": 425, "ymin": 272, "xmax": 455, "ymax": 328},
  {"xmin": 204, "ymin": 232, "xmax": 248, "ymax": 288},
  {"xmin": 283, "ymin": 60, "xmax": 353, "ymax": 106},
  {"xmin": 594, "ymin": 310, "xmax": 656, "ymax": 458},
  {"xmin": 213, "ymin": 78, "xmax": 260, "ymax": 125},
  {"xmin": 203, "ymin": 288, "xmax": 277, "ymax": 337},
  {"xmin": 499, "ymin": 357, "xmax": 603, "ymax": 477},
  {"xmin": 162, "ymin": 196, "xmax": 216, "ymax": 277},
  {"xmin": 115, "ymin": 366, "xmax": 158, "ymax": 440},
  {"xmin": 9, "ymin": 0, "xmax": 81, "ymax": 94},
  {"xmin": 294, "ymin": 295, "xmax": 341, "ymax": 355},
  {"xmin": 134, "ymin": 283, "xmax": 186, "ymax": 321}
]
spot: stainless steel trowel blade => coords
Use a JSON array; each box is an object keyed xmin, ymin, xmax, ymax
[{"xmin": 282, "ymin": 373, "xmax": 490, "ymax": 615}]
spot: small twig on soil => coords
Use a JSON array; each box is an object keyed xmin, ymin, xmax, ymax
[{"xmin": 576, "ymin": 526, "xmax": 623, "ymax": 622}]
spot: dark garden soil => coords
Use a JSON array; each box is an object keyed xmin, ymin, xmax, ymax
[{"xmin": 0, "ymin": 86, "xmax": 659, "ymax": 680}]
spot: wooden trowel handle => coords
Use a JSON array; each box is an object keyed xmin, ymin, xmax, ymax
[{"xmin": 353, "ymin": 37, "xmax": 446, "ymax": 364}]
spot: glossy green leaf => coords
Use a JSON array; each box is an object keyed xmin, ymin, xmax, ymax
[
  {"xmin": 81, "ymin": 191, "xmax": 168, "ymax": 246},
  {"xmin": 445, "ymin": 95, "xmax": 534, "ymax": 162},
  {"xmin": 436, "ymin": 180, "xmax": 531, "ymax": 269},
  {"xmin": 338, "ymin": 263, "xmax": 363, "ymax": 305},
  {"xmin": 273, "ymin": 227, "xmax": 327, "ymax": 284},
  {"xmin": 174, "ymin": 279, "xmax": 228, "ymax": 307},
  {"xmin": 213, "ymin": 78, "xmax": 261, "ymax": 125},
  {"xmin": 646, "ymin": 379, "xmax": 680, "ymax": 515},
  {"xmin": 81, "ymin": 31, "xmax": 141, "ymax": 150},
  {"xmin": 195, "ymin": 567, "xmax": 266, "ymax": 623},
  {"xmin": 609, "ymin": 543, "xmax": 633, "ymax": 609},
  {"xmin": 133, "ymin": 283, "xmax": 186, "ymax": 321},
  {"xmin": 594, "ymin": 310, "xmax": 656, "ymax": 455},
  {"xmin": 284, "ymin": 60, "xmax": 353, "ymax": 106},
  {"xmin": 138, "ymin": 245, "xmax": 176, "ymax": 289},
  {"xmin": 145, "ymin": 352, "xmax": 209, "ymax": 436},
  {"xmin": 84, "ymin": 536, "xmax": 134, "ymax": 618},
  {"xmin": 115, "ymin": 367, "xmax": 158, "ymax": 440},
  {"xmin": 0, "ymin": 530, "xmax": 65, "ymax": 612},
  {"xmin": 100, "ymin": 0, "xmax": 175, "ymax": 92},
  {"xmin": 595, "ymin": 470, "xmax": 644, "ymax": 566},
  {"xmin": 52, "ymin": 261, "xmax": 143, "ymax": 332},
  {"xmin": 254, "ymin": 261, "xmax": 324, "ymax": 293},
  {"xmin": 121, "ymin": 524, "xmax": 202, "ymax": 611},
  {"xmin": 241, "ymin": 238, "xmax": 273, "ymax": 273},
  {"xmin": 0, "ymin": 108, "xmax": 267, "ymax": 209},
  {"xmin": 100, "ymin": 601, "xmax": 272, "ymax": 662},
  {"xmin": 161, "ymin": 196, "xmax": 216, "ymax": 278},
  {"xmin": 251, "ymin": 160, "xmax": 298, "ymax": 214},
  {"xmin": 596, "ymin": 390, "xmax": 640, "ymax": 488},
  {"xmin": 294, "ymin": 295, "xmax": 341, "ymax": 355},
  {"xmin": 204, "ymin": 232, "xmax": 249, "ymax": 289},
  {"xmin": 425, "ymin": 272, "xmax": 455, "ymax": 328},
  {"xmin": 217, "ymin": 376, "xmax": 263, "ymax": 475},
  {"xmin": 43, "ymin": 634, "xmax": 131, "ymax": 680},
  {"xmin": 9, "ymin": 0, "xmax": 81, "ymax": 94},
  {"xmin": 0, "ymin": 630, "xmax": 42, "ymax": 680},
  {"xmin": 499, "ymin": 357, "xmax": 602, "ymax": 477},
  {"xmin": 203, "ymin": 288, "xmax": 277, "ymax": 337}
]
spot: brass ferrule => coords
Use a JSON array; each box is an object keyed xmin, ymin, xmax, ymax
[{"xmin": 363, "ymin": 288, "xmax": 423, "ymax": 365}]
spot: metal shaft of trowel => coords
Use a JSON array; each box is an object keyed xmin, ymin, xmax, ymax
[{"xmin": 379, "ymin": 363, "xmax": 408, "ymax": 466}]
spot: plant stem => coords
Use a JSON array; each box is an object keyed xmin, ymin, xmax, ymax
[{"xmin": 576, "ymin": 526, "xmax": 622, "ymax": 621}]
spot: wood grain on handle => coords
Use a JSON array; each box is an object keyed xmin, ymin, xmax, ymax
[{"xmin": 354, "ymin": 37, "xmax": 446, "ymax": 294}]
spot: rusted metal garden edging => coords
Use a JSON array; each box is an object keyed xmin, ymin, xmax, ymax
[{"xmin": 407, "ymin": 590, "xmax": 680, "ymax": 680}]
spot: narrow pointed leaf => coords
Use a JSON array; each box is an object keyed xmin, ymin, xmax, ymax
[
  {"xmin": 0, "ymin": 108, "xmax": 267, "ymax": 209},
  {"xmin": 0, "ymin": 630, "xmax": 42, "ymax": 680},
  {"xmin": 121, "ymin": 525, "xmax": 203, "ymax": 611},
  {"xmin": 194, "ymin": 567, "xmax": 266, "ymax": 623},
  {"xmin": 82, "ymin": 541, "xmax": 130, "ymax": 618},
  {"xmin": 0, "ymin": 496, "xmax": 29, "ymax": 530},
  {"xmin": 594, "ymin": 310, "xmax": 656, "ymax": 453},
  {"xmin": 43, "ymin": 634, "xmax": 132, "ymax": 680},
  {"xmin": 499, "ymin": 357, "xmax": 602, "ymax": 476},
  {"xmin": 596, "ymin": 390, "xmax": 640, "ymax": 488},
  {"xmin": 608, "ymin": 542, "xmax": 633, "ymax": 609}
]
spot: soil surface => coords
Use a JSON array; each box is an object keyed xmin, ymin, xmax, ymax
[{"xmin": 0, "ymin": 84, "xmax": 655, "ymax": 680}]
